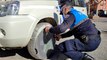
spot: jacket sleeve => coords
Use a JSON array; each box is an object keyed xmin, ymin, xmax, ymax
[
  {"xmin": 49, "ymin": 13, "xmax": 75, "ymax": 34},
  {"xmin": 61, "ymin": 30, "xmax": 74, "ymax": 38}
]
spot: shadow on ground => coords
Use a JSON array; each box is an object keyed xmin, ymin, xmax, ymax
[
  {"xmin": 0, "ymin": 47, "xmax": 34, "ymax": 59},
  {"xmin": 0, "ymin": 47, "xmax": 69, "ymax": 60}
]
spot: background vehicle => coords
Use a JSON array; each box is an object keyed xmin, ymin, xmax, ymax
[
  {"xmin": 97, "ymin": 0, "xmax": 107, "ymax": 17},
  {"xmin": 86, "ymin": 0, "xmax": 107, "ymax": 18}
]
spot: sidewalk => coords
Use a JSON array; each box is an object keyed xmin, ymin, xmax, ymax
[{"xmin": 93, "ymin": 16, "xmax": 107, "ymax": 31}]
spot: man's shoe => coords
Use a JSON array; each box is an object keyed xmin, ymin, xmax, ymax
[{"xmin": 82, "ymin": 53, "xmax": 95, "ymax": 60}]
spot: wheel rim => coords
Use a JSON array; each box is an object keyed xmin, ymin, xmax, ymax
[
  {"xmin": 28, "ymin": 23, "xmax": 55, "ymax": 59},
  {"xmin": 35, "ymin": 30, "xmax": 54, "ymax": 59}
]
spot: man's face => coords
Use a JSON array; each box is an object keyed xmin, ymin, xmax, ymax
[{"xmin": 62, "ymin": 5, "xmax": 69, "ymax": 15}]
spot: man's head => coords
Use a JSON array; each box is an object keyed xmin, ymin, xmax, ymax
[
  {"xmin": 61, "ymin": 1, "xmax": 73, "ymax": 15},
  {"xmin": 58, "ymin": 0, "xmax": 72, "ymax": 7}
]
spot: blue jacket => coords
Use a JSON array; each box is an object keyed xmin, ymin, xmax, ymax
[
  {"xmin": 70, "ymin": 8, "xmax": 88, "ymax": 28},
  {"xmin": 49, "ymin": 8, "xmax": 98, "ymax": 36}
]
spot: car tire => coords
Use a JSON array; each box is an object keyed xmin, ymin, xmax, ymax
[{"xmin": 27, "ymin": 22, "xmax": 55, "ymax": 60}]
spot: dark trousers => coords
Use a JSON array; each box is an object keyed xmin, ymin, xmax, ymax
[{"xmin": 57, "ymin": 35, "xmax": 101, "ymax": 60}]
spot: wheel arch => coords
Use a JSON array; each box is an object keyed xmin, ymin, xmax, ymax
[
  {"xmin": 26, "ymin": 17, "xmax": 57, "ymax": 46},
  {"xmin": 38, "ymin": 17, "xmax": 57, "ymax": 26}
]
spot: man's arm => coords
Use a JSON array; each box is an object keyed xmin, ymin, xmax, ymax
[
  {"xmin": 49, "ymin": 13, "xmax": 75, "ymax": 34},
  {"xmin": 61, "ymin": 30, "xmax": 74, "ymax": 38}
]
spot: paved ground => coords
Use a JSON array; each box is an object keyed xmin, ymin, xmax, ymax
[
  {"xmin": 88, "ymin": 17, "xmax": 107, "ymax": 60},
  {"xmin": 0, "ymin": 17, "xmax": 107, "ymax": 60},
  {"xmin": 0, "ymin": 48, "xmax": 33, "ymax": 60},
  {"xmin": 93, "ymin": 16, "xmax": 107, "ymax": 31}
]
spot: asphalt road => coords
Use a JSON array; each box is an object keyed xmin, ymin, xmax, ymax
[
  {"xmin": 87, "ymin": 17, "xmax": 107, "ymax": 60},
  {"xmin": 0, "ymin": 17, "xmax": 107, "ymax": 60}
]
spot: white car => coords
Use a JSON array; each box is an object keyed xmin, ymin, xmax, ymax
[
  {"xmin": 0, "ymin": 0, "xmax": 88, "ymax": 60},
  {"xmin": 0, "ymin": 0, "xmax": 60, "ymax": 59}
]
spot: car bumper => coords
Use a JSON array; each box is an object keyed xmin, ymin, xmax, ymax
[{"xmin": 0, "ymin": 15, "xmax": 36, "ymax": 47}]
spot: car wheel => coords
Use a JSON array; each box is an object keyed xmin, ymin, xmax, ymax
[{"xmin": 27, "ymin": 22, "xmax": 55, "ymax": 60}]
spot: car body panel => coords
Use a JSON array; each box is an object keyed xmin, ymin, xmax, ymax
[{"xmin": 0, "ymin": 15, "xmax": 36, "ymax": 47}]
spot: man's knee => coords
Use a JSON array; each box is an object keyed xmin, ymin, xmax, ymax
[
  {"xmin": 57, "ymin": 40, "xmax": 75, "ymax": 52},
  {"xmin": 57, "ymin": 42, "xmax": 65, "ymax": 52}
]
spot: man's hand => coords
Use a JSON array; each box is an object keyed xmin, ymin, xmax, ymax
[
  {"xmin": 54, "ymin": 34, "xmax": 62, "ymax": 41},
  {"xmin": 44, "ymin": 26, "xmax": 51, "ymax": 33},
  {"xmin": 45, "ymin": 27, "xmax": 61, "ymax": 41}
]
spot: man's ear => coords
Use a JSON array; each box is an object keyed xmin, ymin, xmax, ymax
[
  {"xmin": 68, "ymin": 6, "xmax": 71, "ymax": 11},
  {"xmin": 65, "ymin": 7, "xmax": 67, "ymax": 11},
  {"xmin": 65, "ymin": 7, "xmax": 70, "ymax": 13}
]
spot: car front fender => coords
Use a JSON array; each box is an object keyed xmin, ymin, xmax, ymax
[{"xmin": 0, "ymin": 15, "xmax": 37, "ymax": 47}]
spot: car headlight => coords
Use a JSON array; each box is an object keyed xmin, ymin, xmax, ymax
[
  {"xmin": 0, "ymin": 4, "xmax": 7, "ymax": 17},
  {"xmin": 0, "ymin": 1, "xmax": 20, "ymax": 17},
  {"xmin": 7, "ymin": 1, "xmax": 20, "ymax": 15}
]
